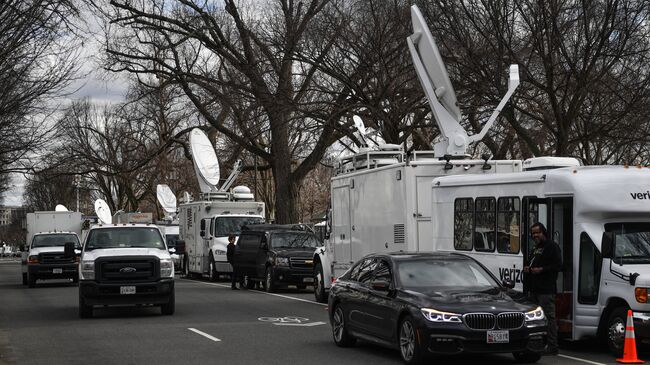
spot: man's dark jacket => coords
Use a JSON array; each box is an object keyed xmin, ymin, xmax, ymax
[
  {"xmin": 226, "ymin": 243, "xmax": 236, "ymax": 264},
  {"xmin": 526, "ymin": 239, "xmax": 562, "ymax": 294}
]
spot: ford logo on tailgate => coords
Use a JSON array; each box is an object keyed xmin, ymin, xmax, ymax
[{"xmin": 120, "ymin": 267, "xmax": 137, "ymax": 273}]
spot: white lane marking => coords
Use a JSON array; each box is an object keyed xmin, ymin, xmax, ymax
[
  {"xmin": 558, "ymin": 354, "xmax": 609, "ymax": 365},
  {"xmin": 188, "ymin": 328, "xmax": 221, "ymax": 342},
  {"xmin": 179, "ymin": 279, "xmax": 327, "ymax": 307},
  {"xmin": 274, "ymin": 321, "xmax": 326, "ymax": 327}
]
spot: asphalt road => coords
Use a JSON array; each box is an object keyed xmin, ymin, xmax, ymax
[{"xmin": 0, "ymin": 258, "xmax": 642, "ymax": 365}]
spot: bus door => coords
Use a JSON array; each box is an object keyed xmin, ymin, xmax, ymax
[{"xmin": 550, "ymin": 198, "xmax": 574, "ymax": 336}]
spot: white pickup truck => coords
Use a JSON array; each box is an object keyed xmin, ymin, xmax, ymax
[{"xmin": 78, "ymin": 224, "xmax": 175, "ymax": 318}]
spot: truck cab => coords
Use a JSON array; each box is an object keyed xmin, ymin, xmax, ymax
[
  {"xmin": 22, "ymin": 232, "xmax": 81, "ymax": 287},
  {"xmin": 78, "ymin": 224, "xmax": 175, "ymax": 318}
]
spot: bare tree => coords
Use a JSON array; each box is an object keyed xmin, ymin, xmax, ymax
[{"xmin": 0, "ymin": 0, "xmax": 82, "ymax": 194}]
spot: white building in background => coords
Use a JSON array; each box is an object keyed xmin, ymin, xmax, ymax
[{"xmin": 0, "ymin": 205, "xmax": 27, "ymax": 226}]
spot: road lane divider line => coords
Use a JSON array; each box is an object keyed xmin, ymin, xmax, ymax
[
  {"xmin": 274, "ymin": 321, "xmax": 326, "ymax": 327},
  {"xmin": 188, "ymin": 328, "xmax": 221, "ymax": 342},
  {"xmin": 178, "ymin": 279, "xmax": 328, "ymax": 307},
  {"xmin": 558, "ymin": 354, "xmax": 608, "ymax": 365}
]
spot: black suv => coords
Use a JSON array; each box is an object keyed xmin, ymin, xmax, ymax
[{"xmin": 234, "ymin": 224, "xmax": 320, "ymax": 292}]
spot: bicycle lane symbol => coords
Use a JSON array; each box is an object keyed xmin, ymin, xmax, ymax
[{"xmin": 258, "ymin": 316, "xmax": 326, "ymax": 327}]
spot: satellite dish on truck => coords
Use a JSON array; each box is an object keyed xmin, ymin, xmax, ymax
[
  {"xmin": 407, "ymin": 5, "xmax": 520, "ymax": 157},
  {"xmin": 156, "ymin": 184, "xmax": 177, "ymax": 220},
  {"xmin": 55, "ymin": 204, "xmax": 69, "ymax": 212},
  {"xmin": 94, "ymin": 199, "xmax": 112, "ymax": 225},
  {"xmin": 189, "ymin": 128, "xmax": 221, "ymax": 193}
]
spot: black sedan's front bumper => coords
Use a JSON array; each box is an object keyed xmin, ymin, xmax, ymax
[
  {"xmin": 79, "ymin": 279, "xmax": 174, "ymax": 306},
  {"xmin": 418, "ymin": 320, "xmax": 547, "ymax": 355}
]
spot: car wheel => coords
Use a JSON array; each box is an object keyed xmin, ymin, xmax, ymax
[
  {"xmin": 22, "ymin": 273, "xmax": 27, "ymax": 285},
  {"xmin": 513, "ymin": 351, "xmax": 541, "ymax": 363},
  {"xmin": 264, "ymin": 267, "xmax": 276, "ymax": 293},
  {"xmin": 314, "ymin": 262, "xmax": 327, "ymax": 303},
  {"xmin": 161, "ymin": 292, "xmax": 175, "ymax": 315},
  {"xmin": 399, "ymin": 316, "xmax": 424, "ymax": 365},
  {"xmin": 209, "ymin": 254, "xmax": 218, "ymax": 282},
  {"xmin": 332, "ymin": 305, "xmax": 356, "ymax": 347},
  {"xmin": 27, "ymin": 273, "xmax": 36, "ymax": 288},
  {"xmin": 607, "ymin": 307, "xmax": 628, "ymax": 356},
  {"xmin": 79, "ymin": 295, "xmax": 93, "ymax": 318}
]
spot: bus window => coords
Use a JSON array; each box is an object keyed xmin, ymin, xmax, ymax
[
  {"xmin": 454, "ymin": 198, "xmax": 473, "ymax": 251},
  {"xmin": 497, "ymin": 197, "xmax": 520, "ymax": 254},
  {"xmin": 578, "ymin": 232, "xmax": 601, "ymax": 304},
  {"xmin": 474, "ymin": 197, "xmax": 496, "ymax": 252}
]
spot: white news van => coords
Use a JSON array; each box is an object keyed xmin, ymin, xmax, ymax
[{"xmin": 22, "ymin": 211, "xmax": 83, "ymax": 287}]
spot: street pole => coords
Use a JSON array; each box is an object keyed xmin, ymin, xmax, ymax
[{"xmin": 75, "ymin": 175, "xmax": 80, "ymax": 212}]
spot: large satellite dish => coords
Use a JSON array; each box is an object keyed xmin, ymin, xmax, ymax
[
  {"xmin": 189, "ymin": 128, "xmax": 220, "ymax": 193},
  {"xmin": 156, "ymin": 184, "xmax": 177, "ymax": 214},
  {"xmin": 409, "ymin": 6, "xmax": 462, "ymax": 122},
  {"xmin": 55, "ymin": 204, "xmax": 69, "ymax": 212},
  {"xmin": 94, "ymin": 199, "xmax": 112, "ymax": 225}
]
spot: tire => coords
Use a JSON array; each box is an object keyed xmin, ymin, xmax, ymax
[
  {"xmin": 606, "ymin": 306, "xmax": 628, "ymax": 356},
  {"xmin": 161, "ymin": 292, "xmax": 175, "ymax": 315},
  {"xmin": 243, "ymin": 275, "xmax": 255, "ymax": 290},
  {"xmin": 399, "ymin": 316, "xmax": 424, "ymax": 365},
  {"xmin": 22, "ymin": 273, "xmax": 27, "ymax": 285},
  {"xmin": 332, "ymin": 305, "xmax": 356, "ymax": 347},
  {"xmin": 314, "ymin": 262, "xmax": 327, "ymax": 303},
  {"xmin": 209, "ymin": 254, "xmax": 218, "ymax": 282},
  {"xmin": 513, "ymin": 351, "xmax": 541, "ymax": 363},
  {"xmin": 264, "ymin": 267, "xmax": 276, "ymax": 293},
  {"xmin": 79, "ymin": 295, "xmax": 93, "ymax": 318},
  {"xmin": 27, "ymin": 273, "xmax": 36, "ymax": 288}
]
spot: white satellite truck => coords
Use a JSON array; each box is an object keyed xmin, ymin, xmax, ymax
[
  {"xmin": 179, "ymin": 128, "xmax": 265, "ymax": 280},
  {"xmin": 311, "ymin": 4, "xmax": 522, "ymax": 303},
  {"xmin": 313, "ymin": 4, "xmax": 650, "ymax": 355},
  {"xmin": 78, "ymin": 199, "xmax": 175, "ymax": 318},
  {"xmin": 22, "ymin": 205, "xmax": 83, "ymax": 287}
]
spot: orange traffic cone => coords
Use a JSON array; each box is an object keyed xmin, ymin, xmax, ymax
[{"xmin": 617, "ymin": 310, "xmax": 644, "ymax": 364}]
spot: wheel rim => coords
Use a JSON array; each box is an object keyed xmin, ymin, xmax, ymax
[
  {"xmin": 400, "ymin": 320, "xmax": 415, "ymax": 361},
  {"xmin": 609, "ymin": 317, "xmax": 626, "ymax": 351},
  {"xmin": 333, "ymin": 307, "xmax": 344, "ymax": 342}
]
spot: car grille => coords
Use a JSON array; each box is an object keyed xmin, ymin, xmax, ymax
[
  {"xmin": 96, "ymin": 256, "xmax": 159, "ymax": 283},
  {"xmin": 289, "ymin": 257, "xmax": 313, "ymax": 269},
  {"xmin": 463, "ymin": 312, "xmax": 525, "ymax": 330},
  {"xmin": 39, "ymin": 252, "xmax": 74, "ymax": 265}
]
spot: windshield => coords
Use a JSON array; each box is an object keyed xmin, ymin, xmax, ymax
[
  {"xmin": 271, "ymin": 232, "xmax": 320, "ymax": 249},
  {"xmin": 215, "ymin": 216, "xmax": 264, "ymax": 237},
  {"xmin": 606, "ymin": 222, "xmax": 650, "ymax": 264},
  {"xmin": 397, "ymin": 258, "xmax": 499, "ymax": 291},
  {"xmin": 84, "ymin": 228, "xmax": 165, "ymax": 250},
  {"xmin": 31, "ymin": 234, "xmax": 80, "ymax": 249},
  {"xmin": 166, "ymin": 234, "xmax": 180, "ymax": 248}
]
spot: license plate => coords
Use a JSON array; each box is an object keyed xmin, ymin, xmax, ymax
[
  {"xmin": 303, "ymin": 277, "xmax": 314, "ymax": 283},
  {"xmin": 120, "ymin": 286, "xmax": 136, "ymax": 295},
  {"xmin": 487, "ymin": 330, "xmax": 509, "ymax": 343},
  {"xmin": 53, "ymin": 268, "xmax": 63, "ymax": 274}
]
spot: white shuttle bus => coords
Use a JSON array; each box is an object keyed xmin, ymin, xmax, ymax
[{"xmin": 431, "ymin": 162, "xmax": 650, "ymax": 354}]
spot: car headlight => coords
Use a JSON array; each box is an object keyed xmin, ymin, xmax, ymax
[
  {"xmin": 160, "ymin": 258, "xmax": 174, "ymax": 278},
  {"xmin": 421, "ymin": 308, "xmax": 462, "ymax": 323},
  {"xmin": 525, "ymin": 306, "xmax": 545, "ymax": 322},
  {"xmin": 80, "ymin": 260, "xmax": 95, "ymax": 280},
  {"xmin": 275, "ymin": 257, "xmax": 289, "ymax": 267},
  {"xmin": 214, "ymin": 250, "xmax": 227, "ymax": 256},
  {"xmin": 27, "ymin": 255, "xmax": 39, "ymax": 264}
]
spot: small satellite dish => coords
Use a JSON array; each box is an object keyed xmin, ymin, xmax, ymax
[
  {"xmin": 409, "ymin": 6, "xmax": 461, "ymax": 122},
  {"xmin": 94, "ymin": 199, "xmax": 112, "ymax": 225},
  {"xmin": 55, "ymin": 204, "xmax": 68, "ymax": 212},
  {"xmin": 156, "ymin": 184, "xmax": 177, "ymax": 214},
  {"xmin": 189, "ymin": 128, "xmax": 220, "ymax": 193}
]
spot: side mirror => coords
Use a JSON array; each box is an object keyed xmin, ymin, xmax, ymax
[
  {"xmin": 64, "ymin": 242, "xmax": 75, "ymax": 258},
  {"xmin": 175, "ymin": 240, "xmax": 186, "ymax": 254},
  {"xmin": 502, "ymin": 279, "xmax": 515, "ymax": 289},
  {"xmin": 602, "ymin": 232, "xmax": 615, "ymax": 259},
  {"xmin": 371, "ymin": 279, "xmax": 390, "ymax": 291}
]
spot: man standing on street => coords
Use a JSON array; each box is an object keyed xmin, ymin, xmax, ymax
[
  {"xmin": 523, "ymin": 222, "xmax": 562, "ymax": 355},
  {"xmin": 226, "ymin": 234, "xmax": 239, "ymax": 290}
]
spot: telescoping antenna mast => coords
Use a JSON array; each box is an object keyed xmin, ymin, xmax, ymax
[{"xmin": 406, "ymin": 5, "xmax": 520, "ymax": 158}]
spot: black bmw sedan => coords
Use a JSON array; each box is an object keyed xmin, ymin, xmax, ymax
[{"xmin": 328, "ymin": 252, "xmax": 547, "ymax": 364}]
